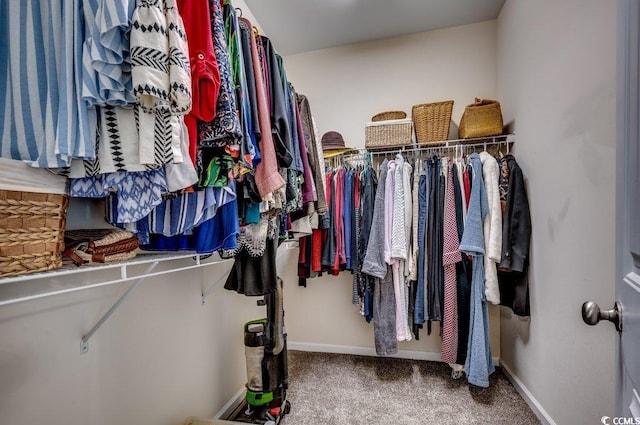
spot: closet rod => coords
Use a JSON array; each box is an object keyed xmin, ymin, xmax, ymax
[
  {"xmin": 369, "ymin": 141, "xmax": 511, "ymax": 156},
  {"xmin": 328, "ymin": 140, "xmax": 514, "ymax": 170},
  {"xmin": 331, "ymin": 134, "xmax": 515, "ymax": 164}
]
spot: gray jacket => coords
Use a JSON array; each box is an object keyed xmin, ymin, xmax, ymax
[{"xmin": 362, "ymin": 160, "xmax": 389, "ymax": 279}]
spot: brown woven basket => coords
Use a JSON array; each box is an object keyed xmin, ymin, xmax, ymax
[
  {"xmin": 371, "ymin": 111, "xmax": 407, "ymax": 122},
  {"xmin": 0, "ymin": 190, "xmax": 68, "ymax": 277},
  {"xmin": 365, "ymin": 118, "xmax": 413, "ymax": 149},
  {"xmin": 412, "ymin": 100, "xmax": 454, "ymax": 144},
  {"xmin": 458, "ymin": 98, "xmax": 503, "ymax": 139}
]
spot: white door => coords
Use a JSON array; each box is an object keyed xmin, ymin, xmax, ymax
[{"xmin": 614, "ymin": 0, "xmax": 640, "ymax": 417}]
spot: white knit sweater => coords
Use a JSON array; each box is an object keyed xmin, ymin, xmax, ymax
[
  {"xmin": 479, "ymin": 151, "xmax": 502, "ymax": 304},
  {"xmin": 391, "ymin": 155, "xmax": 408, "ymax": 260}
]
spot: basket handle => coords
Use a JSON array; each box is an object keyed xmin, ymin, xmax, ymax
[{"xmin": 473, "ymin": 98, "xmax": 499, "ymax": 106}]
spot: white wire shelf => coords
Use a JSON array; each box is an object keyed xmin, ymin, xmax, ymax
[
  {"xmin": 0, "ymin": 251, "xmax": 232, "ymax": 307},
  {"xmin": 0, "ymin": 240, "xmax": 299, "ymax": 354}
]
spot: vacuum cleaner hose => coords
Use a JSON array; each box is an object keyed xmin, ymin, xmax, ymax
[{"xmin": 272, "ymin": 277, "xmax": 284, "ymax": 355}]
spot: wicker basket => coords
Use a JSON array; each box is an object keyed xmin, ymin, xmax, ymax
[
  {"xmin": 371, "ymin": 111, "xmax": 407, "ymax": 122},
  {"xmin": 458, "ymin": 98, "xmax": 503, "ymax": 139},
  {"xmin": 365, "ymin": 118, "xmax": 413, "ymax": 149},
  {"xmin": 412, "ymin": 100, "xmax": 454, "ymax": 144},
  {"xmin": 0, "ymin": 190, "xmax": 69, "ymax": 277}
]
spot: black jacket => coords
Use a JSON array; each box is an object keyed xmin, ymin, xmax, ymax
[
  {"xmin": 260, "ymin": 36, "xmax": 293, "ymax": 169},
  {"xmin": 498, "ymin": 155, "xmax": 532, "ymax": 316}
]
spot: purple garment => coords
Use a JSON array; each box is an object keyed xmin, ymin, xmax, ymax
[
  {"xmin": 296, "ymin": 102, "xmax": 316, "ymax": 204},
  {"xmin": 343, "ymin": 169, "xmax": 353, "ymax": 269}
]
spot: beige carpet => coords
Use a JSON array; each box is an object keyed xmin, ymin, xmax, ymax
[{"xmin": 283, "ymin": 350, "xmax": 541, "ymax": 425}]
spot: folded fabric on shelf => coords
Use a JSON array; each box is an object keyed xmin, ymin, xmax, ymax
[{"xmin": 64, "ymin": 228, "xmax": 140, "ymax": 265}]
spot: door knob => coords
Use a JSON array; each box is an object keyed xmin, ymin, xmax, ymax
[{"xmin": 581, "ymin": 301, "xmax": 623, "ymax": 332}]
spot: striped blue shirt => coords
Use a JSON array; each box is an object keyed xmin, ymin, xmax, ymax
[
  {"xmin": 82, "ymin": 0, "xmax": 136, "ymax": 106},
  {"xmin": 0, "ymin": 0, "xmax": 96, "ymax": 167}
]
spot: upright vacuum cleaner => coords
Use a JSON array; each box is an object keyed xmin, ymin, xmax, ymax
[{"xmin": 229, "ymin": 277, "xmax": 290, "ymax": 424}]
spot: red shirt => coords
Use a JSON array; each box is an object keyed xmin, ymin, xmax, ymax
[{"xmin": 177, "ymin": 0, "xmax": 221, "ymax": 163}]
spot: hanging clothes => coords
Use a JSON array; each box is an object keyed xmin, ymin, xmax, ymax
[
  {"xmin": 402, "ymin": 161, "xmax": 413, "ymax": 279},
  {"xmin": 359, "ymin": 166, "xmax": 378, "ymax": 322},
  {"xmin": 224, "ymin": 225, "xmax": 278, "ymax": 296},
  {"xmin": 0, "ymin": 1, "xmax": 96, "ymax": 168},
  {"xmin": 130, "ymin": 0, "xmax": 191, "ymax": 166},
  {"xmin": 246, "ymin": 19, "xmax": 285, "ymax": 198},
  {"xmin": 498, "ymin": 154, "xmax": 532, "ymax": 316},
  {"xmin": 68, "ymin": 105, "xmax": 163, "ymax": 177},
  {"xmin": 479, "ymin": 151, "xmax": 502, "ymax": 305},
  {"xmin": 297, "ymin": 94, "xmax": 327, "ymax": 215},
  {"xmin": 459, "ymin": 153, "xmax": 495, "ymax": 388},
  {"xmin": 343, "ymin": 169, "xmax": 354, "ymax": 270},
  {"xmin": 409, "ymin": 159, "xmax": 420, "ymax": 283},
  {"xmin": 71, "ymin": 169, "xmax": 168, "ymax": 224},
  {"xmin": 197, "ymin": 0, "xmax": 242, "ymax": 149},
  {"xmin": 426, "ymin": 157, "xmax": 444, "ymax": 327},
  {"xmin": 295, "ymin": 142, "xmax": 528, "ymax": 388},
  {"xmin": 390, "ymin": 155, "xmax": 411, "ymax": 342},
  {"xmin": 452, "ymin": 162, "xmax": 472, "ymax": 367},
  {"xmin": 362, "ymin": 159, "xmax": 397, "ymax": 355},
  {"xmin": 441, "ymin": 162, "xmax": 462, "ymax": 364},
  {"xmin": 121, "ymin": 185, "xmax": 235, "ymax": 244},
  {"xmin": 415, "ymin": 159, "xmax": 429, "ymax": 326},
  {"xmin": 333, "ymin": 168, "xmax": 346, "ymax": 272},
  {"xmin": 81, "ymin": 0, "xmax": 136, "ymax": 107},
  {"xmin": 321, "ymin": 170, "xmax": 337, "ymax": 272},
  {"xmin": 177, "ymin": 0, "xmax": 221, "ymax": 166},
  {"xmin": 142, "ymin": 179, "xmax": 239, "ymax": 255},
  {"xmin": 351, "ymin": 170, "xmax": 361, "ymax": 304},
  {"xmin": 260, "ymin": 35, "xmax": 293, "ymax": 170}
]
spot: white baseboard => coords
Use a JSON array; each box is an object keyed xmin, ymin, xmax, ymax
[
  {"xmin": 500, "ymin": 361, "xmax": 556, "ymax": 425},
  {"xmin": 288, "ymin": 341, "xmax": 500, "ymax": 366},
  {"xmin": 215, "ymin": 386, "xmax": 246, "ymax": 420}
]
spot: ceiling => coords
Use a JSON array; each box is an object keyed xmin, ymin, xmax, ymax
[{"xmin": 243, "ymin": 0, "xmax": 506, "ymax": 56}]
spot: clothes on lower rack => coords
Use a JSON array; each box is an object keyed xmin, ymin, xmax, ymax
[{"xmin": 297, "ymin": 147, "xmax": 532, "ymax": 387}]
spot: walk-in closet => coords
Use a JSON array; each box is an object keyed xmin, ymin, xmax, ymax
[{"xmin": 0, "ymin": 1, "xmax": 625, "ymax": 425}]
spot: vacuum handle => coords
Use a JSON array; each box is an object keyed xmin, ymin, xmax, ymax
[{"xmin": 244, "ymin": 319, "xmax": 267, "ymax": 334}]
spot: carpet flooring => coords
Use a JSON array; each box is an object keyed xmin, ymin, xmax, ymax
[{"xmin": 283, "ymin": 350, "xmax": 541, "ymax": 425}]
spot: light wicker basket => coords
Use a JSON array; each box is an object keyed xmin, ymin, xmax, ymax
[
  {"xmin": 0, "ymin": 190, "xmax": 68, "ymax": 277},
  {"xmin": 365, "ymin": 118, "xmax": 413, "ymax": 150},
  {"xmin": 411, "ymin": 100, "xmax": 454, "ymax": 144},
  {"xmin": 371, "ymin": 110, "xmax": 407, "ymax": 122}
]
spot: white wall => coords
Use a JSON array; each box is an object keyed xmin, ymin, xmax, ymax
[
  {"xmin": 282, "ymin": 21, "xmax": 501, "ymax": 359},
  {"xmin": 0, "ymin": 3, "xmax": 268, "ymax": 423},
  {"xmin": 497, "ymin": 1, "xmax": 616, "ymax": 424},
  {"xmin": 0, "ymin": 259, "xmax": 264, "ymax": 425},
  {"xmin": 284, "ymin": 20, "xmax": 499, "ymax": 149}
]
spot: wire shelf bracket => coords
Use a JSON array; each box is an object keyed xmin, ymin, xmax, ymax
[{"xmin": 77, "ymin": 255, "xmax": 234, "ymax": 354}]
